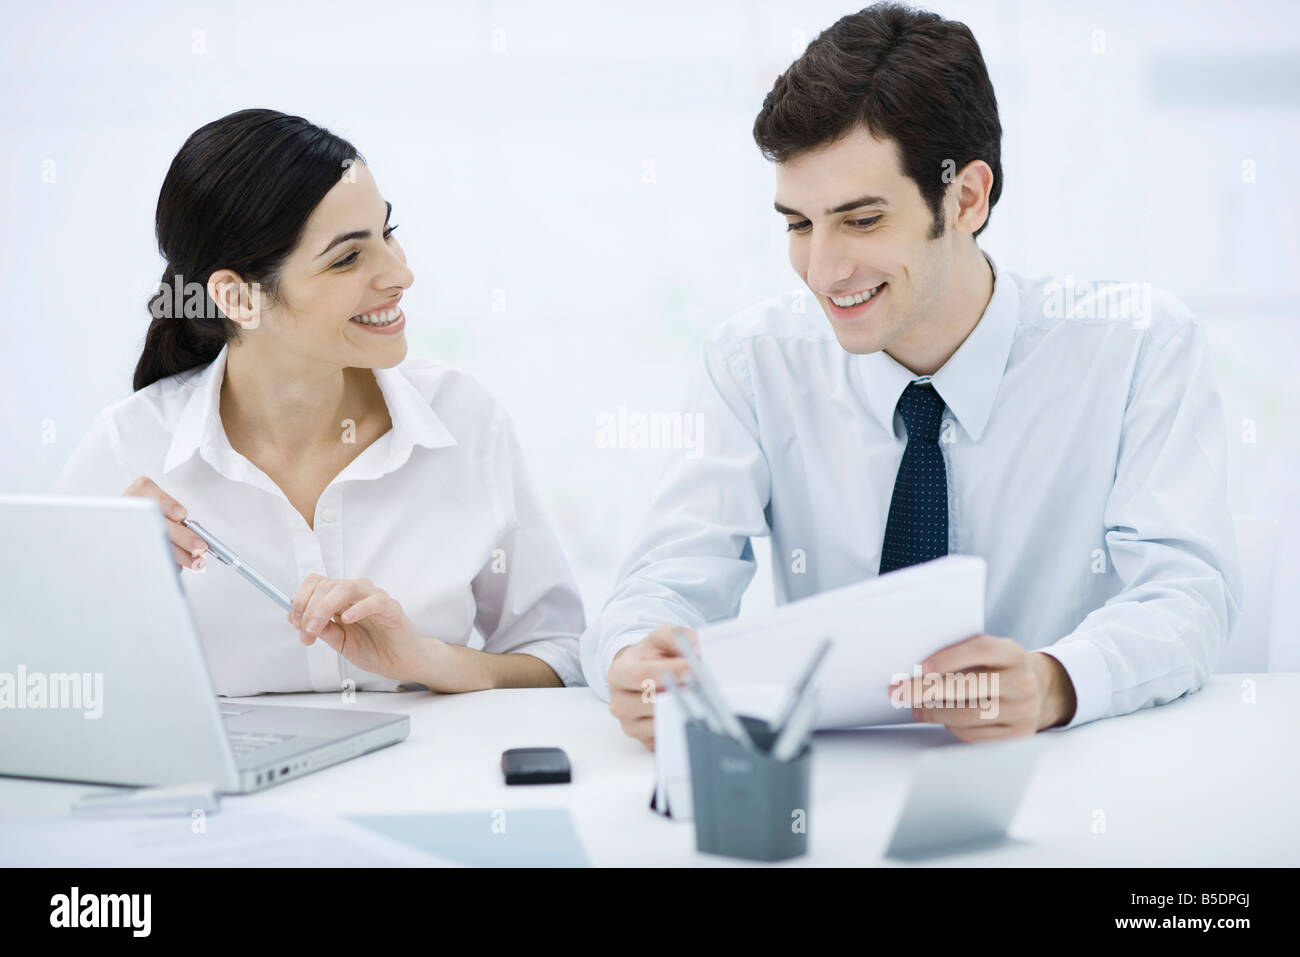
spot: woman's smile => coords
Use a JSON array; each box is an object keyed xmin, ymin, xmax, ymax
[{"xmin": 349, "ymin": 297, "xmax": 406, "ymax": 334}]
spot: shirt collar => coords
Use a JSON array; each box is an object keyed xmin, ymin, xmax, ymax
[
  {"xmin": 163, "ymin": 343, "xmax": 457, "ymax": 479},
  {"xmin": 162, "ymin": 344, "xmax": 230, "ymax": 475},
  {"xmin": 370, "ymin": 360, "xmax": 459, "ymax": 474},
  {"xmin": 858, "ymin": 251, "xmax": 1019, "ymax": 443}
]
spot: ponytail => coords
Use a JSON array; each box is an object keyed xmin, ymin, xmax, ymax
[{"xmin": 132, "ymin": 266, "xmax": 240, "ymax": 391}]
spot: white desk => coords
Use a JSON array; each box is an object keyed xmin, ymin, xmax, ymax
[{"xmin": 2, "ymin": 674, "xmax": 1297, "ymax": 866}]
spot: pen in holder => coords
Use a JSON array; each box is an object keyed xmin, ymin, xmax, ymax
[{"xmin": 685, "ymin": 714, "xmax": 811, "ymax": 861}]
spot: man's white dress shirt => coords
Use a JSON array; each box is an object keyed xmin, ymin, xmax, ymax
[
  {"xmin": 53, "ymin": 345, "xmax": 586, "ymax": 694},
  {"xmin": 581, "ymin": 254, "xmax": 1243, "ymax": 729}
]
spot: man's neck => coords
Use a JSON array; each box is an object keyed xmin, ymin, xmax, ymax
[{"xmin": 885, "ymin": 243, "xmax": 995, "ymax": 377}]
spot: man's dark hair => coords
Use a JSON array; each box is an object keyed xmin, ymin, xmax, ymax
[{"xmin": 753, "ymin": 2, "xmax": 1002, "ymax": 239}]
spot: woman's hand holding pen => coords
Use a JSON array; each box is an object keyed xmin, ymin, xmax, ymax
[
  {"xmin": 123, "ymin": 476, "xmax": 208, "ymax": 572},
  {"xmin": 114, "ymin": 481, "xmax": 507, "ymax": 693},
  {"xmin": 289, "ymin": 574, "xmax": 424, "ymax": 679},
  {"xmin": 289, "ymin": 574, "xmax": 487, "ymax": 692}
]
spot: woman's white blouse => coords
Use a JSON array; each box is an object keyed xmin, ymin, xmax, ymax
[{"xmin": 52, "ymin": 345, "xmax": 586, "ymax": 694}]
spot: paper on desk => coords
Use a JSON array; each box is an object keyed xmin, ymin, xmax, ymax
[
  {"xmin": 0, "ymin": 799, "xmax": 456, "ymax": 867},
  {"xmin": 697, "ymin": 555, "xmax": 986, "ymax": 730},
  {"xmin": 349, "ymin": 809, "xmax": 587, "ymax": 867}
]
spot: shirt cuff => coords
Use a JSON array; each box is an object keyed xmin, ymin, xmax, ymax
[
  {"xmin": 581, "ymin": 624, "xmax": 648, "ymax": 701},
  {"xmin": 511, "ymin": 639, "xmax": 585, "ymax": 688},
  {"xmin": 1038, "ymin": 637, "xmax": 1112, "ymax": 730}
]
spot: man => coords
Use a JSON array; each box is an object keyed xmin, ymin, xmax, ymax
[{"xmin": 581, "ymin": 2, "xmax": 1241, "ymax": 748}]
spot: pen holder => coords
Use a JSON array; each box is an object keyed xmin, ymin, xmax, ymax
[{"xmin": 685, "ymin": 714, "xmax": 811, "ymax": 862}]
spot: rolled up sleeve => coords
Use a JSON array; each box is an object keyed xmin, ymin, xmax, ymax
[{"xmin": 472, "ymin": 408, "xmax": 586, "ymax": 687}]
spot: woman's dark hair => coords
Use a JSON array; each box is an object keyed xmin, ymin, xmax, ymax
[
  {"xmin": 134, "ymin": 109, "xmax": 364, "ymax": 391},
  {"xmin": 752, "ymin": 2, "xmax": 1002, "ymax": 239}
]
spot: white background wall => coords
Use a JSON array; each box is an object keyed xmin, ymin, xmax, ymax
[{"xmin": 2, "ymin": 0, "xmax": 1297, "ymax": 645}]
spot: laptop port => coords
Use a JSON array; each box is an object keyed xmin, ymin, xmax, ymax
[{"xmin": 281, "ymin": 766, "xmax": 290, "ymax": 776}]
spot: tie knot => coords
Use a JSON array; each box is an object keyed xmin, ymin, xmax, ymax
[{"xmin": 896, "ymin": 382, "xmax": 945, "ymax": 443}]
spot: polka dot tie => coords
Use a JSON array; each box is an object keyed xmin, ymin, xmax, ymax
[{"xmin": 879, "ymin": 382, "xmax": 949, "ymax": 574}]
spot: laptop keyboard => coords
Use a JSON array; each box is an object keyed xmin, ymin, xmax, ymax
[{"xmin": 228, "ymin": 730, "xmax": 295, "ymax": 758}]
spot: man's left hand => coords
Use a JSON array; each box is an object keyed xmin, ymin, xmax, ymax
[{"xmin": 888, "ymin": 634, "xmax": 1077, "ymax": 741}]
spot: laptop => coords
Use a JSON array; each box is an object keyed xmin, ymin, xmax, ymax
[{"xmin": 0, "ymin": 495, "xmax": 409, "ymax": 793}]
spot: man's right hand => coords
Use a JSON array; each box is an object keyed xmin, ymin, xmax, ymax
[
  {"xmin": 607, "ymin": 625, "xmax": 699, "ymax": 750},
  {"xmin": 123, "ymin": 475, "xmax": 208, "ymax": 572}
]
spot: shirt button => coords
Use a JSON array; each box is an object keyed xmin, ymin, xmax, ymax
[{"xmin": 319, "ymin": 508, "xmax": 336, "ymax": 524}]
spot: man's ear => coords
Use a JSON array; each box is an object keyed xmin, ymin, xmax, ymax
[
  {"xmin": 948, "ymin": 159, "xmax": 994, "ymax": 236},
  {"xmin": 208, "ymin": 269, "xmax": 265, "ymax": 330}
]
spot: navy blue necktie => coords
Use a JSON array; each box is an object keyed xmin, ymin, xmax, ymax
[{"xmin": 879, "ymin": 382, "xmax": 948, "ymax": 574}]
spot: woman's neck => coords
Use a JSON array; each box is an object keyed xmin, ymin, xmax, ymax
[{"xmin": 219, "ymin": 345, "xmax": 384, "ymax": 460}]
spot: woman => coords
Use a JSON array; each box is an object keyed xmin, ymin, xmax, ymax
[{"xmin": 53, "ymin": 109, "xmax": 586, "ymax": 695}]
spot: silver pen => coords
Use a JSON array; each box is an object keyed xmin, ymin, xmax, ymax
[
  {"xmin": 770, "ymin": 636, "xmax": 834, "ymax": 739},
  {"xmin": 662, "ymin": 671, "xmax": 714, "ymax": 732},
  {"xmin": 770, "ymin": 690, "xmax": 819, "ymax": 762},
  {"xmin": 182, "ymin": 518, "xmax": 294, "ymax": 613},
  {"xmin": 673, "ymin": 630, "xmax": 757, "ymax": 753}
]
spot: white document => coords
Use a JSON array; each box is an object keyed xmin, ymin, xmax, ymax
[
  {"xmin": 697, "ymin": 555, "xmax": 985, "ymax": 729},
  {"xmin": 0, "ymin": 799, "xmax": 456, "ymax": 867},
  {"xmin": 651, "ymin": 555, "xmax": 986, "ymax": 821}
]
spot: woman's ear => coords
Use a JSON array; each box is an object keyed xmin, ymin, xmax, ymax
[{"xmin": 208, "ymin": 270, "xmax": 265, "ymax": 330}]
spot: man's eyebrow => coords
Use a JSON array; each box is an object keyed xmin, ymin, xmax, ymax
[
  {"xmin": 316, "ymin": 200, "xmax": 392, "ymax": 259},
  {"xmin": 831, "ymin": 194, "xmax": 888, "ymax": 214},
  {"xmin": 774, "ymin": 195, "xmax": 889, "ymax": 217}
]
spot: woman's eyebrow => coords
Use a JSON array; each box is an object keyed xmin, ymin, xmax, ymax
[{"xmin": 316, "ymin": 200, "xmax": 392, "ymax": 259}]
